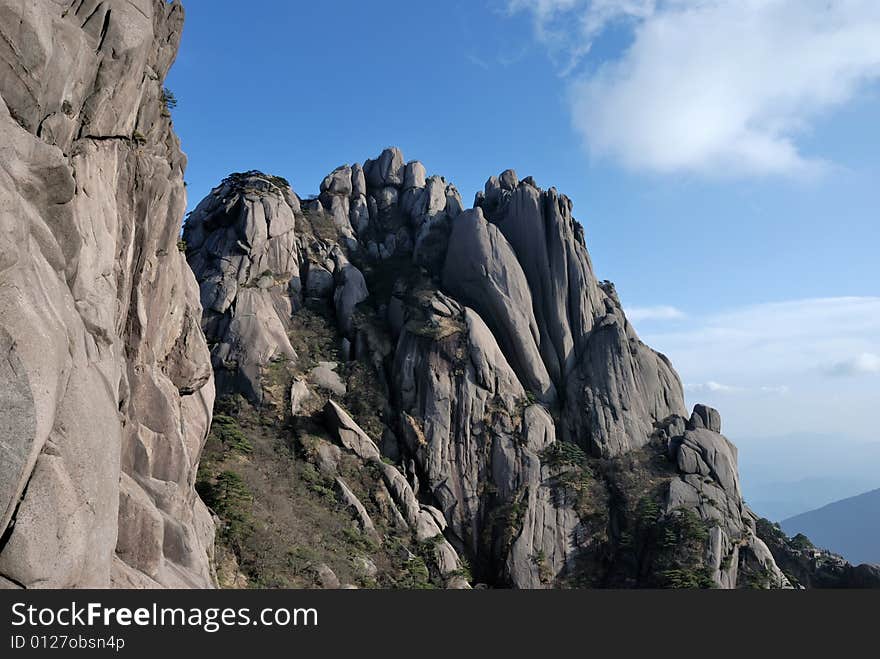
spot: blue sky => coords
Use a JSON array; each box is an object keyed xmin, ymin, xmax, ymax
[{"xmin": 167, "ymin": 1, "xmax": 880, "ymax": 447}]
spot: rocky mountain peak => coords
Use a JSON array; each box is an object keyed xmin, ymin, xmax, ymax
[{"xmin": 181, "ymin": 146, "xmax": 801, "ymax": 588}]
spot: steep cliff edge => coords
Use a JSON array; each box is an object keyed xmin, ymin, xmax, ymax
[
  {"xmin": 185, "ymin": 148, "xmax": 804, "ymax": 589},
  {"xmin": 0, "ymin": 0, "xmax": 214, "ymax": 588}
]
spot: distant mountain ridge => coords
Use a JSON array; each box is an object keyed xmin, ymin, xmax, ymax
[
  {"xmin": 736, "ymin": 433, "xmax": 880, "ymax": 521},
  {"xmin": 782, "ymin": 488, "xmax": 880, "ymax": 566}
]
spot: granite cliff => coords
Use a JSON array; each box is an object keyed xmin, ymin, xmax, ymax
[
  {"xmin": 184, "ymin": 151, "xmax": 794, "ymax": 589},
  {"xmin": 0, "ymin": 0, "xmax": 214, "ymax": 588}
]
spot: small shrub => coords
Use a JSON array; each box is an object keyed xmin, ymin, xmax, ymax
[
  {"xmin": 161, "ymin": 87, "xmax": 177, "ymax": 111},
  {"xmin": 636, "ymin": 496, "xmax": 662, "ymax": 525},
  {"xmin": 401, "ymin": 556, "xmax": 434, "ymax": 589},
  {"xmin": 756, "ymin": 517, "xmax": 787, "ymax": 542},
  {"xmin": 540, "ymin": 441, "xmax": 591, "ymax": 471},
  {"xmin": 448, "ymin": 556, "xmax": 473, "ymax": 583},
  {"xmin": 660, "ymin": 567, "xmax": 715, "ymax": 589},
  {"xmin": 222, "ymin": 171, "xmax": 290, "ymax": 191},
  {"xmin": 666, "ymin": 510, "xmax": 710, "ymax": 546},
  {"xmin": 721, "ymin": 552, "xmax": 734, "ymax": 571},
  {"xmin": 541, "ymin": 442, "xmax": 594, "ymax": 512},
  {"xmin": 531, "ymin": 550, "xmax": 554, "ymax": 583},
  {"xmin": 308, "ymin": 483, "xmax": 336, "ymax": 499},
  {"xmin": 790, "ymin": 533, "xmax": 815, "ymax": 552},
  {"xmin": 210, "ymin": 414, "xmax": 253, "ymax": 455},
  {"xmin": 742, "ymin": 565, "xmax": 775, "ymax": 590},
  {"xmin": 196, "ymin": 470, "xmax": 254, "ymax": 551}
]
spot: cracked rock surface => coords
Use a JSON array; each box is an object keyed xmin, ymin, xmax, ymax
[
  {"xmin": 0, "ymin": 0, "xmax": 214, "ymax": 588},
  {"xmin": 185, "ymin": 147, "xmax": 807, "ymax": 589}
]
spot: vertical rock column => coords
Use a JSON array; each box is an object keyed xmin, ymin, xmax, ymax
[{"xmin": 0, "ymin": 0, "xmax": 215, "ymax": 588}]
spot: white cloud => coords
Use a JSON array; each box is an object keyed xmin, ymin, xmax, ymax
[
  {"xmin": 466, "ymin": 53, "xmax": 491, "ymax": 70},
  {"xmin": 641, "ymin": 297, "xmax": 880, "ymax": 439},
  {"xmin": 686, "ymin": 381, "xmax": 741, "ymax": 393},
  {"xmin": 508, "ymin": 1, "xmax": 654, "ymax": 45},
  {"xmin": 826, "ymin": 352, "xmax": 880, "ymax": 377},
  {"xmin": 508, "ymin": 0, "xmax": 654, "ymax": 74},
  {"xmin": 760, "ymin": 385, "xmax": 790, "ymax": 394},
  {"xmin": 625, "ymin": 304, "xmax": 685, "ymax": 321},
  {"xmin": 510, "ymin": 0, "xmax": 880, "ymax": 176},
  {"xmin": 644, "ymin": 296, "xmax": 880, "ymax": 380},
  {"xmin": 685, "ymin": 381, "xmax": 790, "ymax": 395}
]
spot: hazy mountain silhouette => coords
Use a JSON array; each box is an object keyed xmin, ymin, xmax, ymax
[
  {"xmin": 782, "ymin": 488, "xmax": 880, "ymax": 566},
  {"xmin": 735, "ymin": 433, "xmax": 880, "ymax": 521}
]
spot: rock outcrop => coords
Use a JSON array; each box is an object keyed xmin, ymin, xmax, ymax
[
  {"xmin": 757, "ymin": 518, "xmax": 880, "ymax": 589},
  {"xmin": 0, "ymin": 0, "xmax": 214, "ymax": 588},
  {"xmin": 185, "ymin": 147, "xmax": 804, "ymax": 589},
  {"xmin": 184, "ymin": 171, "xmax": 301, "ymax": 402},
  {"xmin": 658, "ymin": 409, "xmax": 791, "ymax": 588},
  {"xmin": 391, "ymin": 289, "xmax": 579, "ymax": 587},
  {"xmin": 473, "ymin": 175, "xmax": 687, "ymax": 457},
  {"xmin": 183, "ymin": 146, "xmax": 465, "ymax": 401},
  {"xmin": 322, "ymin": 400, "xmax": 468, "ymax": 587}
]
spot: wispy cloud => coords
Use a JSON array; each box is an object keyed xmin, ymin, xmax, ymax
[
  {"xmin": 625, "ymin": 304, "xmax": 685, "ymax": 322},
  {"xmin": 644, "ymin": 297, "xmax": 880, "ymax": 380},
  {"xmin": 825, "ymin": 352, "xmax": 880, "ymax": 377},
  {"xmin": 466, "ymin": 53, "xmax": 491, "ymax": 70},
  {"xmin": 466, "ymin": 49, "xmax": 530, "ymax": 70},
  {"xmin": 509, "ymin": 1, "xmax": 880, "ymax": 176},
  {"xmin": 686, "ymin": 381, "xmax": 742, "ymax": 393},
  {"xmin": 508, "ymin": 0, "xmax": 654, "ymax": 75},
  {"xmin": 685, "ymin": 381, "xmax": 790, "ymax": 395},
  {"xmin": 642, "ymin": 297, "xmax": 880, "ymax": 438},
  {"xmin": 760, "ymin": 385, "xmax": 791, "ymax": 394}
]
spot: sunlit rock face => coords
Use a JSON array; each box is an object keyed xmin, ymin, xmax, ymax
[
  {"xmin": 0, "ymin": 0, "xmax": 215, "ymax": 588},
  {"xmin": 187, "ymin": 144, "xmax": 789, "ymax": 589}
]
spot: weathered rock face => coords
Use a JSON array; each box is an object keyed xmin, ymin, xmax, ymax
[
  {"xmin": 188, "ymin": 149, "xmax": 791, "ymax": 589},
  {"xmin": 184, "ymin": 147, "xmax": 464, "ymax": 405},
  {"xmin": 0, "ymin": 0, "xmax": 214, "ymax": 588},
  {"xmin": 658, "ymin": 409, "xmax": 791, "ymax": 589},
  {"xmin": 360, "ymin": 147, "xmax": 464, "ymax": 269},
  {"xmin": 183, "ymin": 172, "xmax": 301, "ymax": 402},
  {"xmin": 442, "ymin": 208, "xmax": 556, "ymax": 402},
  {"xmin": 392, "ymin": 295, "xmax": 580, "ymax": 587},
  {"xmin": 472, "ymin": 175, "xmax": 687, "ymax": 456},
  {"xmin": 322, "ymin": 399, "xmax": 468, "ymax": 587}
]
